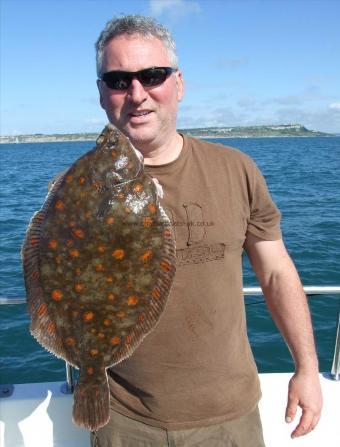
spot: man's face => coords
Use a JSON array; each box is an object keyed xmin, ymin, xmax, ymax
[{"xmin": 98, "ymin": 34, "xmax": 184, "ymax": 152}]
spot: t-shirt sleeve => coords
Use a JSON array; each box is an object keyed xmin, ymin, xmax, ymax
[{"xmin": 246, "ymin": 160, "xmax": 282, "ymax": 241}]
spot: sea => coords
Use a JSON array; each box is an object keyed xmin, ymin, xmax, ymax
[{"xmin": 0, "ymin": 136, "xmax": 339, "ymax": 385}]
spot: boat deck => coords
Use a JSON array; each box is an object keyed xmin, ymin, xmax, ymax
[{"xmin": 0, "ymin": 372, "xmax": 339, "ymax": 447}]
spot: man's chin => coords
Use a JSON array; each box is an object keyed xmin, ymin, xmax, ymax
[{"xmin": 121, "ymin": 127, "xmax": 156, "ymax": 148}]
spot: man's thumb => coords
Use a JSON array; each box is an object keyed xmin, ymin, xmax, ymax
[{"xmin": 285, "ymin": 396, "xmax": 298, "ymax": 423}]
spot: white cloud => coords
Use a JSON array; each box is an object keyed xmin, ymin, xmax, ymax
[
  {"xmin": 149, "ymin": 0, "xmax": 201, "ymax": 19},
  {"xmin": 329, "ymin": 102, "xmax": 340, "ymax": 110}
]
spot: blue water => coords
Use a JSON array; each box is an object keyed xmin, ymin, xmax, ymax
[{"xmin": 0, "ymin": 137, "xmax": 339, "ymax": 384}]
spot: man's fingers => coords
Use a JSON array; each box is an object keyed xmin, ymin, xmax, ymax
[
  {"xmin": 285, "ymin": 397, "xmax": 298, "ymax": 423},
  {"xmin": 291, "ymin": 408, "xmax": 314, "ymax": 438},
  {"xmin": 311, "ymin": 413, "xmax": 321, "ymax": 432}
]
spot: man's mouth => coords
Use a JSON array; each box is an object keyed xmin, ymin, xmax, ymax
[{"xmin": 130, "ymin": 110, "xmax": 152, "ymax": 117}]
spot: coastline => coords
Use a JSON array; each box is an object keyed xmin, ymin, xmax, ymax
[{"xmin": 0, "ymin": 124, "xmax": 336, "ymax": 144}]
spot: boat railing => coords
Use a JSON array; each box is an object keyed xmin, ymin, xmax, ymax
[{"xmin": 1, "ymin": 285, "xmax": 339, "ymax": 398}]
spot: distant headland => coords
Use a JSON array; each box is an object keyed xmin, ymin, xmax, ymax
[{"xmin": 0, "ymin": 124, "xmax": 335, "ymax": 144}]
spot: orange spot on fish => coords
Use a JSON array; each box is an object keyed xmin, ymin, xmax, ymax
[
  {"xmin": 90, "ymin": 349, "xmax": 99, "ymax": 357},
  {"xmin": 151, "ymin": 287, "xmax": 161, "ymax": 299},
  {"xmin": 87, "ymin": 367, "xmax": 94, "ymax": 375},
  {"xmin": 95, "ymin": 263, "xmax": 104, "ymax": 272},
  {"xmin": 107, "ymin": 293, "xmax": 115, "ymax": 301},
  {"xmin": 163, "ymin": 229, "xmax": 172, "ymax": 238},
  {"xmin": 69, "ymin": 248, "xmax": 80, "ymax": 258},
  {"xmin": 116, "ymin": 311, "xmax": 125, "ymax": 319},
  {"xmin": 72, "ymin": 229, "xmax": 85, "ymax": 239},
  {"xmin": 55, "ymin": 200, "xmax": 64, "ymax": 210},
  {"xmin": 112, "ymin": 249, "xmax": 124, "ymax": 260},
  {"xmin": 37, "ymin": 303, "xmax": 47, "ymax": 317},
  {"xmin": 30, "ymin": 237, "xmax": 39, "ymax": 246},
  {"xmin": 138, "ymin": 313, "xmax": 145, "ymax": 323},
  {"xmin": 47, "ymin": 323, "xmax": 56, "ymax": 334},
  {"xmin": 78, "ymin": 176, "xmax": 86, "ymax": 185},
  {"xmin": 125, "ymin": 335, "xmax": 132, "ymax": 344},
  {"xmin": 106, "ymin": 217, "xmax": 114, "ymax": 225},
  {"xmin": 133, "ymin": 183, "xmax": 143, "ymax": 193},
  {"xmin": 143, "ymin": 217, "xmax": 153, "ymax": 228},
  {"xmin": 66, "ymin": 239, "xmax": 74, "ymax": 247},
  {"xmin": 140, "ymin": 249, "xmax": 152, "ymax": 262},
  {"xmin": 97, "ymin": 332, "xmax": 105, "ymax": 339},
  {"xmin": 65, "ymin": 175, "xmax": 73, "ymax": 184},
  {"xmin": 110, "ymin": 336, "xmax": 120, "ymax": 345},
  {"xmin": 32, "ymin": 271, "xmax": 40, "ymax": 281},
  {"xmin": 148, "ymin": 203, "xmax": 157, "ymax": 214},
  {"xmin": 97, "ymin": 245, "xmax": 106, "ymax": 253},
  {"xmin": 103, "ymin": 319, "xmax": 111, "ymax": 327},
  {"xmin": 90, "ymin": 328, "xmax": 97, "ymax": 334},
  {"xmin": 65, "ymin": 337, "xmax": 76, "ymax": 347},
  {"xmin": 127, "ymin": 296, "xmax": 138, "ymax": 306},
  {"xmin": 48, "ymin": 239, "xmax": 58, "ymax": 249},
  {"xmin": 74, "ymin": 283, "xmax": 83, "ymax": 293},
  {"xmin": 83, "ymin": 311, "xmax": 94, "ymax": 321},
  {"xmin": 160, "ymin": 260, "xmax": 171, "ymax": 271},
  {"xmin": 106, "ymin": 276, "xmax": 113, "ymax": 283},
  {"xmin": 51, "ymin": 289, "xmax": 63, "ymax": 301}
]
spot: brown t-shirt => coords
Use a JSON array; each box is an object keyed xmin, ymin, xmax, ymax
[{"xmin": 107, "ymin": 135, "xmax": 281, "ymax": 429}]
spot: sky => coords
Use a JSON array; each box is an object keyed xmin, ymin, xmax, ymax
[{"xmin": 1, "ymin": 0, "xmax": 339, "ymax": 135}]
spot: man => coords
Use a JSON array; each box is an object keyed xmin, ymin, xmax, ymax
[{"xmin": 92, "ymin": 14, "xmax": 322, "ymax": 447}]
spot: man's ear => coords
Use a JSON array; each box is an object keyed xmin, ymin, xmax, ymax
[{"xmin": 176, "ymin": 71, "xmax": 184, "ymax": 102}]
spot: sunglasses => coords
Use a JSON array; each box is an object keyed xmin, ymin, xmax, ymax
[{"xmin": 99, "ymin": 67, "xmax": 177, "ymax": 90}]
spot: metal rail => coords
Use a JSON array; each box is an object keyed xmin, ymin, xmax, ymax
[
  {"xmin": 1, "ymin": 286, "xmax": 340, "ymax": 305},
  {"xmin": 1, "ymin": 286, "xmax": 339, "ymax": 390}
]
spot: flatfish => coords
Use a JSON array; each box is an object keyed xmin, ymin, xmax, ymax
[{"xmin": 21, "ymin": 124, "xmax": 176, "ymax": 431}]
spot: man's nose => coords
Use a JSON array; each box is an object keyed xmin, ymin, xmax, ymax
[{"xmin": 127, "ymin": 78, "xmax": 147, "ymax": 103}]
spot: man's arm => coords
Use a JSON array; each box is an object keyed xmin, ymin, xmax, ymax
[{"xmin": 244, "ymin": 233, "xmax": 323, "ymax": 438}]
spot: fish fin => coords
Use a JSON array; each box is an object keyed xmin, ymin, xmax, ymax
[
  {"xmin": 151, "ymin": 177, "xmax": 164, "ymax": 198},
  {"xmin": 48, "ymin": 171, "xmax": 66, "ymax": 191},
  {"xmin": 21, "ymin": 173, "xmax": 75, "ymax": 363},
  {"xmin": 73, "ymin": 368, "xmax": 110, "ymax": 431}
]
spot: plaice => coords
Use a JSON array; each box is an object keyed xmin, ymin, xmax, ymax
[{"xmin": 21, "ymin": 124, "xmax": 176, "ymax": 431}]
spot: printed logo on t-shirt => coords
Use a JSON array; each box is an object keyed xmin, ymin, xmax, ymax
[{"xmin": 164, "ymin": 202, "xmax": 226, "ymax": 266}]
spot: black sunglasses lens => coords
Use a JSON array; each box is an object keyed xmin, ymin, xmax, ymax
[
  {"xmin": 102, "ymin": 68, "xmax": 173, "ymax": 90},
  {"xmin": 139, "ymin": 68, "xmax": 168, "ymax": 87},
  {"xmin": 103, "ymin": 72, "xmax": 131, "ymax": 90}
]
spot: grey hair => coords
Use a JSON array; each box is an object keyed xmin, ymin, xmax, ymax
[{"xmin": 95, "ymin": 15, "xmax": 179, "ymax": 77}]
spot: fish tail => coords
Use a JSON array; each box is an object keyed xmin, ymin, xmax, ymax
[{"xmin": 73, "ymin": 368, "xmax": 110, "ymax": 431}]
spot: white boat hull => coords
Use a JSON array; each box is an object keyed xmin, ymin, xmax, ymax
[{"xmin": 0, "ymin": 373, "xmax": 339, "ymax": 446}]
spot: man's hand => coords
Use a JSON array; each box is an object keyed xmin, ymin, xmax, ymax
[
  {"xmin": 285, "ymin": 371, "xmax": 322, "ymax": 438},
  {"xmin": 244, "ymin": 233, "xmax": 323, "ymax": 437}
]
